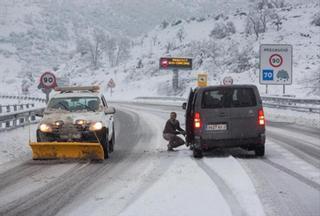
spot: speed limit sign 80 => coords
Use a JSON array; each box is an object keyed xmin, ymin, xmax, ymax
[{"xmin": 40, "ymin": 72, "xmax": 57, "ymax": 89}]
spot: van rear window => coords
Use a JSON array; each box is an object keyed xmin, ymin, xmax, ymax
[{"xmin": 202, "ymin": 88, "xmax": 257, "ymax": 108}]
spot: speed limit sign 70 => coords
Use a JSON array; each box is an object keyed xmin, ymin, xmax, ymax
[{"xmin": 40, "ymin": 72, "xmax": 57, "ymax": 89}]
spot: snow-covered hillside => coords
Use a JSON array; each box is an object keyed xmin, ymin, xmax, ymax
[
  {"xmin": 57, "ymin": 0, "xmax": 320, "ymax": 99},
  {"xmin": 109, "ymin": 1, "xmax": 320, "ymax": 99},
  {"xmin": 0, "ymin": 0, "xmax": 319, "ymax": 99}
]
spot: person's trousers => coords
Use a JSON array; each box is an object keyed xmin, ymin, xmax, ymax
[{"xmin": 163, "ymin": 133, "xmax": 185, "ymax": 148}]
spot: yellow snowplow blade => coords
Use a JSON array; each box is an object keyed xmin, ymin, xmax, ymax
[{"xmin": 29, "ymin": 142, "xmax": 104, "ymax": 160}]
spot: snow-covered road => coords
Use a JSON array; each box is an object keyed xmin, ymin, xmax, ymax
[{"xmin": 0, "ymin": 102, "xmax": 319, "ymax": 216}]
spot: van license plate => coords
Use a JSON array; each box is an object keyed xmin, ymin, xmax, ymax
[{"xmin": 206, "ymin": 124, "xmax": 227, "ymax": 131}]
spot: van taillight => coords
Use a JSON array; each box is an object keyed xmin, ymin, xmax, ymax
[
  {"xmin": 194, "ymin": 112, "xmax": 201, "ymax": 129},
  {"xmin": 258, "ymin": 109, "xmax": 265, "ymax": 126}
]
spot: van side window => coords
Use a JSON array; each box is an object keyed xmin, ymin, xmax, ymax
[
  {"xmin": 202, "ymin": 88, "xmax": 257, "ymax": 108},
  {"xmin": 232, "ymin": 88, "xmax": 257, "ymax": 107}
]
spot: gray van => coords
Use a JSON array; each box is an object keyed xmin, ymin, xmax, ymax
[{"xmin": 183, "ymin": 85, "xmax": 266, "ymax": 158}]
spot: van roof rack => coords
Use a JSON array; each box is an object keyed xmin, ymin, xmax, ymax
[{"xmin": 55, "ymin": 86, "xmax": 100, "ymax": 93}]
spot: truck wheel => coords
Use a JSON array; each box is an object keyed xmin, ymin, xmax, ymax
[
  {"xmin": 193, "ymin": 148, "xmax": 203, "ymax": 158},
  {"xmin": 97, "ymin": 128, "xmax": 109, "ymax": 159},
  {"xmin": 109, "ymin": 128, "xmax": 115, "ymax": 153},
  {"xmin": 255, "ymin": 145, "xmax": 265, "ymax": 157}
]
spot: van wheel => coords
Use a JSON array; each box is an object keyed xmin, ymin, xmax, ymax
[
  {"xmin": 189, "ymin": 145, "xmax": 194, "ymax": 150},
  {"xmin": 193, "ymin": 148, "xmax": 203, "ymax": 158},
  {"xmin": 255, "ymin": 145, "xmax": 265, "ymax": 157}
]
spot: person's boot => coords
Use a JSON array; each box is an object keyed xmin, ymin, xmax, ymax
[{"xmin": 167, "ymin": 144, "xmax": 174, "ymax": 151}]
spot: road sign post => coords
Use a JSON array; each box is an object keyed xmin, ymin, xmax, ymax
[
  {"xmin": 172, "ymin": 69, "xmax": 179, "ymax": 90},
  {"xmin": 159, "ymin": 57, "xmax": 192, "ymax": 93},
  {"xmin": 260, "ymin": 44, "xmax": 292, "ymax": 95},
  {"xmin": 107, "ymin": 78, "xmax": 116, "ymax": 97},
  {"xmin": 38, "ymin": 71, "xmax": 57, "ymax": 103},
  {"xmin": 197, "ymin": 73, "xmax": 208, "ymax": 87},
  {"xmin": 223, "ymin": 76, "xmax": 233, "ymax": 85}
]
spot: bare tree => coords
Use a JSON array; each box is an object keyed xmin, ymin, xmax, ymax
[
  {"xmin": 105, "ymin": 37, "xmax": 117, "ymax": 67},
  {"xmin": 245, "ymin": 9, "xmax": 269, "ymax": 39},
  {"xmin": 90, "ymin": 30, "xmax": 107, "ymax": 68},
  {"xmin": 270, "ymin": 11, "xmax": 283, "ymax": 31},
  {"xmin": 114, "ymin": 38, "xmax": 130, "ymax": 66},
  {"xmin": 176, "ymin": 28, "xmax": 185, "ymax": 42},
  {"xmin": 270, "ymin": 0, "xmax": 286, "ymax": 8},
  {"xmin": 152, "ymin": 36, "xmax": 158, "ymax": 46},
  {"xmin": 165, "ymin": 42, "xmax": 175, "ymax": 53},
  {"xmin": 76, "ymin": 29, "xmax": 107, "ymax": 69}
]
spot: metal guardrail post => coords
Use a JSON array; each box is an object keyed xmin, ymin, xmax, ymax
[
  {"xmin": 19, "ymin": 118, "xmax": 24, "ymax": 124},
  {"xmin": 30, "ymin": 115, "xmax": 36, "ymax": 121},
  {"xmin": 6, "ymin": 105, "xmax": 10, "ymax": 113},
  {"xmin": 0, "ymin": 106, "xmax": 2, "ymax": 113}
]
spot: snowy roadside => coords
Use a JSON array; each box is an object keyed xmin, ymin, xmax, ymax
[
  {"xmin": 58, "ymin": 103, "xmax": 266, "ymax": 216},
  {"xmin": 129, "ymin": 98, "xmax": 320, "ymax": 129},
  {"xmin": 264, "ymin": 107, "xmax": 320, "ymax": 129},
  {"xmin": 109, "ymin": 105, "xmax": 265, "ymax": 216},
  {"xmin": 0, "ymin": 124, "xmax": 36, "ymax": 165}
]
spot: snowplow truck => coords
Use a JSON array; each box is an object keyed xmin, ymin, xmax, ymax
[{"xmin": 30, "ymin": 86, "xmax": 116, "ymax": 160}]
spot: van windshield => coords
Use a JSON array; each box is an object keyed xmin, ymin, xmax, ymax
[{"xmin": 202, "ymin": 88, "xmax": 257, "ymax": 108}]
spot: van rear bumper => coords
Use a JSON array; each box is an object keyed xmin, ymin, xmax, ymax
[{"xmin": 194, "ymin": 133, "xmax": 265, "ymax": 150}]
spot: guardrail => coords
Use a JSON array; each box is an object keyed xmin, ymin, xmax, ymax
[
  {"xmin": 134, "ymin": 96, "xmax": 320, "ymax": 113},
  {"xmin": 0, "ymin": 103, "xmax": 35, "ymax": 114},
  {"xmin": 0, "ymin": 108, "xmax": 45, "ymax": 132},
  {"xmin": 135, "ymin": 96, "xmax": 186, "ymax": 102},
  {"xmin": 261, "ymin": 96, "xmax": 320, "ymax": 113},
  {"xmin": 0, "ymin": 95, "xmax": 46, "ymax": 103}
]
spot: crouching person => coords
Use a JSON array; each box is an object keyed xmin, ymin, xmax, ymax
[{"xmin": 163, "ymin": 112, "xmax": 186, "ymax": 151}]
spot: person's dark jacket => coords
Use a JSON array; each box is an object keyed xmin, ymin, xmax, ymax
[{"xmin": 163, "ymin": 119, "xmax": 185, "ymax": 135}]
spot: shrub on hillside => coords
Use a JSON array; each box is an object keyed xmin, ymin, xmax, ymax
[
  {"xmin": 311, "ymin": 12, "xmax": 320, "ymax": 26},
  {"xmin": 210, "ymin": 21, "xmax": 236, "ymax": 39}
]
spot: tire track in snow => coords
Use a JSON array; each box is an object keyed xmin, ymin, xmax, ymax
[
  {"xmin": 261, "ymin": 158, "xmax": 320, "ymax": 190},
  {"xmin": 0, "ymin": 110, "xmax": 142, "ymax": 216},
  {"xmin": 0, "ymin": 162, "xmax": 49, "ymax": 191},
  {"xmin": 195, "ymin": 159, "xmax": 247, "ymax": 216}
]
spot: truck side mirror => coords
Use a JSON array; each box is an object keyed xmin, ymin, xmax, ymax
[
  {"xmin": 182, "ymin": 102, "xmax": 187, "ymax": 110},
  {"xmin": 105, "ymin": 107, "xmax": 116, "ymax": 114},
  {"xmin": 35, "ymin": 113, "xmax": 43, "ymax": 117}
]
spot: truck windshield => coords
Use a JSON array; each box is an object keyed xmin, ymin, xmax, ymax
[
  {"xmin": 202, "ymin": 88, "xmax": 257, "ymax": 108},
  {"xmin": 47, "ymin": 97, "xmax": 101, "ymax": 112}
]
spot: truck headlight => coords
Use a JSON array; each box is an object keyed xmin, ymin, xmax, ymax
[
  {"xmin": 75, "ymin": 119, "xmax": 87, "ymax": 125},
  {"xmin": 39, "ymin": 124, "xmax": 53, "ymax": 133},
  {"xmin": 89, "ymin": 122, "xmax": 103, "ymax": 131},
  {"xmin": 54, "ymin": 120, "xmax": 64, "ymax": 126}
]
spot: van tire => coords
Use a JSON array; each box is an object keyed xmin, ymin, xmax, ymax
[
  {"xmin": 255, "ymin": 145, "xmax": 265, "ymax": 157},
  {"xmin": 193, "ymin": 148, "xmax": 203, "ymax": 158}
]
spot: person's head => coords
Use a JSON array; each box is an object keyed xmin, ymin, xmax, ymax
[{"xmin": 170, "ymin": 112, "xmax": 177, "ymax": 120}]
